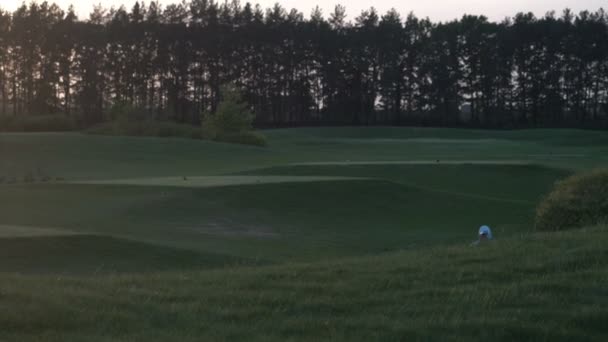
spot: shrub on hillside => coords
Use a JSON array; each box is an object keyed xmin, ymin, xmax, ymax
[
  {"xmin": 201, "ymin": 86, "xmax": 266, "ymax": 146},
  {"xmin": 87, "ymin": 121, "xmax": 202, "ymax": 139},
  {"xmin": 89, "ymin": 102, "xmax": 203, "ymax": 139},
  {"xmin": 535, "ymin": 169, "xmax": 608, "ymax": 231},
  {"xmin": 0, "ymin": 115, "xmax": 77, "ymax": 132}
]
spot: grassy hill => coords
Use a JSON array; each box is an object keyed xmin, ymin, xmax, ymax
[
  {"xmin": 1, "ymin": 227, "xmax": 607, "ymax": 341},
  {"xmin": 0, "ymin": 170, "xmax": 567, "ymax": 261},
  {"xmin": 1, "ymin": 128, "xmax": 606, "ymax": 180},
  {"xmin": 1, "ymin": 127, "xmax": 608, "ymax": 340},
  {"xmin": 1, "ymin": 128, "xmax": 602, "ymax": 262},
  {"xmin": 0, "ymin": 235, "xmax": 254, "ymax": 275}
]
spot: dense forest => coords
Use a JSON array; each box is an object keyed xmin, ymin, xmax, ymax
[{"xmin": 0, "ymin": 1, "xmax": 607, "ymax": 128}]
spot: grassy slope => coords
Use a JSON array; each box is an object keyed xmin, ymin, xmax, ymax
[
  {"xmin": 1, "ymin": 128, "xmax": 608, "ymax": 340},
  {"xmin": 239, "ymin": 164, "xmax": 570, "ymax": 203},
  {"xmin": 0, "ymin": 174, "xmax": 559, "ymax": 262},
  {"xmin": 0, "ymin": 133, "xmax": 276, "ymax": 180},
  {"xmin": 0, "ymin": 128, "xmax": 604, "ymax": 264},
  {"xmin": 1, "ymin": 128, "xmax": 607, "ymax": 180},
  {"xmin": 1, "ymin": 227, "xmax": 607, "ymax": 341},
  {"xmin": 265, "ymin": 126, "xmax": 608, "ymax": 146},
  {"xmin": 0, "ymin": 235, "xmax": 254, "ymax": 275}
]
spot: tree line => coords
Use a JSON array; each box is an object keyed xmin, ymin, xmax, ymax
[{"xmin": 0, "ymin": 1, "xmax": 607, "ymax": 128}]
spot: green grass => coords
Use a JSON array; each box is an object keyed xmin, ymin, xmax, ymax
[
  {"xmin": 1, "ymin": 127, "xmax": 606, "ymax": 180},
  {"xmin": 0, "ymin": 235, "xmax": 253, "ymax": 275},
  {"xmin": 1, "ymin": 127, "xmax": 608, "ymax": 340},
  {"xmin": 70, "ymin": 175, "xmax": 364, "ymax": 188},
  {"xmin": 0, "ymin": 175, "xmax": 556, "ymax": 261},
  {"xmin": 239, "ymin": 164, "xmax": 570, "ymax": 203},
  {"xmin": 0, "ymin": 133, "xmax": 276, "ymax": 180},
  {"xmin": 265, "ymin": 126, "xmax": 608, "ymax": 146},
  {"xmin": 0, "ymin": 128, "xmax": 603, "ymax": 261},
  {"xmin": 0, "ymin": 224, "xmax": 81, "ymax": 238},
  {"xmin": 1, "ymin": 227, "xmax": 607, "ymax": 341}
]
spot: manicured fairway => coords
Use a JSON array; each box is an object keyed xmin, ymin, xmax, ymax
[
  {"xmin": 291, "ymin": 160, "xmax": 530, "ymax": 165},
  {"xmin": 0, "ymin": 224, "xmax": 80, "ymax": 238},
  {"xmin": 0, "ymin": 128, "xmax": 604, "ymax": 264}
]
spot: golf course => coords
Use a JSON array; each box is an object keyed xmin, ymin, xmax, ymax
[{"xmin": 1, "ymin": 127, "xmax": 608, "ymax": 341}]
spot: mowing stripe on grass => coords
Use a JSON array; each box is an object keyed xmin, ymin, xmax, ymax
[
  {"xmin": 0, "ymin": 224, "xmax": 81, "ymax": 238},
  {"xmin": 341, "ymin": 138, "xmax": 510, "ymax": 144},
  {"xmin": 69, "ymin": 175, "xmax": 366, "ymax": 188},
  {"xmin": 528, "ymin": 154, "xmax": 587, "ymax": 158},
  {"xmin": 291, "ymin": 160, "xmax": 530, "ymax": 166}
]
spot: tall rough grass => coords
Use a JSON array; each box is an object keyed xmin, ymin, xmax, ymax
[{"xmin": 1, "ymin": 227, "xmax": 607, "ymax": 341}]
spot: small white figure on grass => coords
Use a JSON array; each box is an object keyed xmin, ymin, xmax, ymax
[{"xmin": 471, "ymin": 225, "xmax": 493, "ymax": 246}]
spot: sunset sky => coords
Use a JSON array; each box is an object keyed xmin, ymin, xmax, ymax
[{"xmin": 1, "ymin": 0, "xmax": 605, "ymax": 21}]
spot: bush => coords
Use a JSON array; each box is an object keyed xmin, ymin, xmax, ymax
[
  {"xmin": 88, "ymin": 103, "xmax": 207, "ymax": 140},
  {"xmin": 201, "ymin": 86, "xmax": 266, "ymax": 147},
  {"xmin": 201, "ymin": 87, "xmax": 254, "ymax": 137},
  {"xmin": 535, "ymin": 169, "xmax": 608, "ymax": 231},
  {"xmin": 216, "ymin": 131, "xmax": 268, "ymax": 147},
  {"xmin": 87, "ymin": 121, "xmax": 202, "ymax": 140},
  {"xmin": 0, "ymin": 115, "xmax": 77, "ymax": 132}
]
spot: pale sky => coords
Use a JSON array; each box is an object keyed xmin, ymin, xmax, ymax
[{"xmin": 1, "ymin": 0, "xmax": 605, "ymax": 22}]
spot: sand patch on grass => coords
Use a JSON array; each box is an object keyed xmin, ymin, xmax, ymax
[{"xmin": 70, "ymin": 175, "xmax": 365, "ymax": 188}]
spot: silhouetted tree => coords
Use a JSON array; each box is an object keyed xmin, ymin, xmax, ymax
[{"xmin": 0, "ymin": 1, "xmax": 606, "ymax": 128}]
